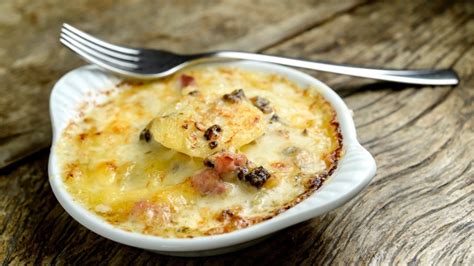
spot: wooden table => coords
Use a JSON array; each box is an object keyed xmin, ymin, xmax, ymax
[{"xmin": 1, "ymin": 0, "xmax": 472, "ymax": 264}]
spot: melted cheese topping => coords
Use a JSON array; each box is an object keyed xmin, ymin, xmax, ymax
[
  {"xmin": 56, "ymin": 67, "xmax": 342, "ymax": 237},
  {"xmin": 150, "ymin": 90, "xmax": 265, "ymax": 158}
]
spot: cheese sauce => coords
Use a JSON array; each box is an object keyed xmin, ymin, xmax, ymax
[{"xmin": 56, "ymin": 67, "xmax": 342, "ymax": 237}]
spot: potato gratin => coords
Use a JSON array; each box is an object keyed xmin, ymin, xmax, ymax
[{"xmin": 56, "ymin": 67, "xmax": 342, "ymax": 238}]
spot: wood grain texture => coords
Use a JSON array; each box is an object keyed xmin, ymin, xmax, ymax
[{"xmin": 1, "ymin": 0, "xmax": 473, "ymax": 265}]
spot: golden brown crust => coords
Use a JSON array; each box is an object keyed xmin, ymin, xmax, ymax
[
  {"xmin": 203, "ymin": 114, "xmax": 343, "ymax": 236},
  {"xmin": 58, "ymin": 67, "xmax": 344, "ymax": 238}
]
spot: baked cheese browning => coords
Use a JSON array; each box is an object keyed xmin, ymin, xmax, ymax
[
  {"xmin": 56, "ymin": 66, "xmax": 342, "ymax": 238},
  {"xmin": 149, "ymin": 89, "xmax": 266, "ymax": 158}
]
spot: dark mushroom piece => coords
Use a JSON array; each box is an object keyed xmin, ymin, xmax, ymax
[
  {"xmin": 251, "ymin": 96, "xmax": 272, "ymax": 114},
  {"xmin": 223, "ymin": 89, "xmax": 246, "ymax": 103},
  {"xmin": 209, "ymin": 141, "xmax": 219, "ymax": 149},
  {"xmin": 139, "ymin": 127, "xmax": 152, "ymax": 142},
  {"xmin": 203, "ymin": 158, "xmax": 215, "ymax": 168},
  {"xmin": 243, "ymin": 166, "xmax": 271, "ymax": 188},
  {"xmin": 237, "ymin": 166, "xmax": 249, "ymax": 180},
  {"xmin": 270, "ymin": 114, "xmax": 280, "ymax": 122},
  {"xmin": 204, "ymin": 124, "xmax": 222, "ymax": 141},
  {"xmin": 188, "ymin": 90, "xmax": 200, "ymax": 96}
]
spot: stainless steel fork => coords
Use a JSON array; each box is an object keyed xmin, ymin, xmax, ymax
[{"xmin": 59, "ymin": 23, "xmax": 459, "ymax": 85}]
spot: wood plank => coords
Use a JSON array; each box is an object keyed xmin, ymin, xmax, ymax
[
  {"xmin": 0, "ymin": 0, "xmax": 364, "ymax": 169},
  {"xmin": 261, "ymin": 1, "xmax": 474, "ymax": 265},
  {"xmin": 1, "ymin": 0, "xmax": 473, "ymax": 264}
]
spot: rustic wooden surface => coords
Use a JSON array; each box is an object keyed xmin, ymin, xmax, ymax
[{"xmin": 0, "ymin": 0, "xmax": 472, "ymax": 264}]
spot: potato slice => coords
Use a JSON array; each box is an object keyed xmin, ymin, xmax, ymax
[{"xmin": 149, "ymin": 93, "xmax": 265, "ymax": 158}]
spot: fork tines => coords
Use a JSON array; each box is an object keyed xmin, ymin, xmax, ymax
[{"xmin": 59, "ymin": 23, "xmax": 141, "ymax": 72}]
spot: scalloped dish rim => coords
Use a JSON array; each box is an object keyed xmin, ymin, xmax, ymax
[{"xmin": 48, "ymin": 61, "xmax": 376, "ymax": 255}]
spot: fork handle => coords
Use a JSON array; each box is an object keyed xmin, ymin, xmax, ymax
[{"xmin": 208, "ymin": 51, "xmax": 459, "ymax": 86}]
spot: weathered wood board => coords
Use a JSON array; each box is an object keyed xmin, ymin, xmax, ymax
[{"xmin": 0, "ymin": 0, "xmax": 472, "ymax": 264}]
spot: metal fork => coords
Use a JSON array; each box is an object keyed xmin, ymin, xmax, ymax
[{"xmin": 59, "ymin": 23, "xmax": 459, "ymax": 85}]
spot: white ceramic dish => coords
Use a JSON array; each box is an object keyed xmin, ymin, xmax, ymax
[{"xmin": 48, "ymin": 61, "xmax": 376, "ymax": 257}]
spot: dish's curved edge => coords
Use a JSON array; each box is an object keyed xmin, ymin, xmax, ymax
[{"xmin": 48, "ymin": 62, "xmax": 376, "ymax": 252}]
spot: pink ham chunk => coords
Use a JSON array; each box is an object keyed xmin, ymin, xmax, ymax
[
  {"xmin": 190, "ymin": 151, "xmax": 249, "ymax": 195},
  {"xmin": 190, "ymin": 169, "xmax": 227, "ymax": 195},
  {"xmin": 214, "ymin": 152, "xmax": 248, "ymax": 175},
  {"xmin": 179, "ymin": 74, "xmax": 196, "ymax": 88}
]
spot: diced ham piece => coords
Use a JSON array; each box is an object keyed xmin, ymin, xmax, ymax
[
  {"xmin": 190, "ymin": 151, "xmax": 249, "ymax": 195},
  {"xmin": 214, "ymin": 152, "xmax": 248, "ymax": 175},
  {"xmin": 179, "ymin": 74, "xmax": 196, "ymax": 88},
  {"xmin": 191, "ymin": 169, "xmax": 227, "ymax": 195}
]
